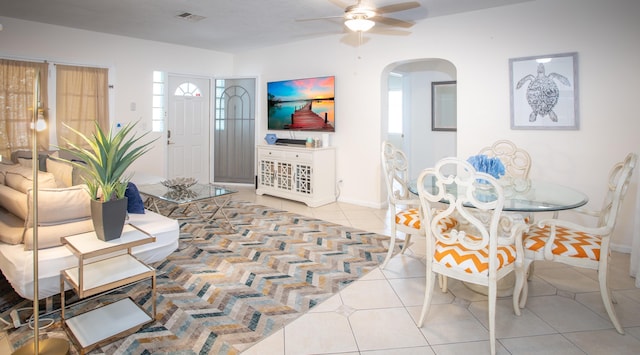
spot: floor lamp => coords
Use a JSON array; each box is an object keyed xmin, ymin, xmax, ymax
[{"xmin": 12, "ymin": 70, "xmax": 69, "ymax": 355}]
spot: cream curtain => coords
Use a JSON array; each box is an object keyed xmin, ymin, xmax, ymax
[
  {"xmin": 56, "ymin": 65, "xmax": 109, "ymax": 147},
  {"xmin": 0, "ymin": 59, "xmax": 49, "ymax": 159},
  {"xmin": 631, "ymin": 174, "xmax": 640, "ymax": 288}
]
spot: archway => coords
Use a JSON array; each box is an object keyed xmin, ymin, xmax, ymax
[{"xmin": 381, "ymin": 58, "xmax": 457, "ymax": 180}]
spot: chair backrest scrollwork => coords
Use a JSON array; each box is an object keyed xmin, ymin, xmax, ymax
[
  {"xmin": 417, "ymin": 157, "xmax": 511, "ymax": 252},
  {"xmin": 479, "ymin": 140, "xmax": 531, "ymax": 181},
  {"xmin": 598, "ymin": 152, "xmax": 637, "ymax": 230},
  {"xmin": 381, "ymin": 141, "xmax": 413, "ymax": 205}
]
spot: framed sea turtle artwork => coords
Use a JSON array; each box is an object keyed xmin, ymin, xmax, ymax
[{"xmin": 509, "ymin": 52, "xmax": 579, "ymax": 130}]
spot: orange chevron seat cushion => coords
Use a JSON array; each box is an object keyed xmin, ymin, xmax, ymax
[
  {"xmin": 435, "ymin": 215, "xmax": 458, "ymax": 232},
  {"xmin": 434, "ymin": 222, "xmax": 516, "ymax": 274},
  {"xmin": 396, "ymin": 209, "xmax": 458, "ymax": 232},
  {"xmin": 395, "ymin": 208, "xmax": 421, "ymax": 229},
  {"xmin": 434, "ymin": 241, "xmax": 516, "ymax": 275},
  {"xmin": 524, "ymin": 225, "xmax": 602, "ymax": 261}
]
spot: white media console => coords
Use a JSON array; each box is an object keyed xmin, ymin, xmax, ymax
[{"xmin": 256, "ymin": 144, "xmax": 336, "ymax": 207}]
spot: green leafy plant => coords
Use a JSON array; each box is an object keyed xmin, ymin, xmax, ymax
[{"xmin": 59, "ymin": 121, "xmax": 156, "ymax": 201}]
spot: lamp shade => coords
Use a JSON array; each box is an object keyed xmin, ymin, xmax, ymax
[{"xmin": 345, "ymin": 18, "xmax": 375, "ymax": 32}]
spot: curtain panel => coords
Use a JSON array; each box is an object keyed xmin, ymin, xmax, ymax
[
  {"xmin": 0, "ymin": 59, "xmax": 49, "ymax": 159},
  {"xmin": 56, "ymin": 65, "xmax": 109, "ymax": 147},
  {"xmin": 631, "ymin": 176, "xmax": 640, "ymax": 288}
]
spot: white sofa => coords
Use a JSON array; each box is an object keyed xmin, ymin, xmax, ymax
[{"xmin": 0, "ymin": 157, "xmax": 179, "ymax": 300}]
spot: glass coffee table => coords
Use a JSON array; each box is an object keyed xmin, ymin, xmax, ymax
[{"xmin": 137, "ymin": 183, "xmax": 237, "ymax": 230}]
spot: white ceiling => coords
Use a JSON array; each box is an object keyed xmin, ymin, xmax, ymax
[{"xmin": 0, "ymin": 0, "xmax": 531, "ymax": 52}]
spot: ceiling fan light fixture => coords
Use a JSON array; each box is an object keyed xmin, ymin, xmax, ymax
[{"xmin": 345, "ymin": 18, "xmax": 375, "ymax": 32}]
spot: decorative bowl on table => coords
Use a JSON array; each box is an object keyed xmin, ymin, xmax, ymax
[
  {"xmin": 164, "ymin": 188, "xmax": 199, "ymax": 200},
  {"xmin": 161, "ymin": 177, "xmax": 198, "ymax": 190}
]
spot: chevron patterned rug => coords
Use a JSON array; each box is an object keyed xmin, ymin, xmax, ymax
[{"xmin": 4, "ymin": 200, "xmax": 397, "ymax": 354}]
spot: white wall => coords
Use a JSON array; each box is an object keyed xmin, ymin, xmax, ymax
[
  {"xmin": 1, "ymin": 0, "xmax": 638, "ymax": 250},
  {"xmin": 0, "ymin": 16, "xmax": 234, "ymax": 178},
  {"xmin": 234, "ymin": 0, "xmax": 640, "ymax": 250}
]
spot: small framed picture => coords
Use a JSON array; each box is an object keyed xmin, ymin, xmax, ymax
[
  {"xmin": 431, "ymin": 80, "xmax": 457, "ymax": 131},
  {"xmin": 509, "ymin": 52, "xmax": 579, "ymax": 130}
]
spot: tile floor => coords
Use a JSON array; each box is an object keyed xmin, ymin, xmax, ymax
[
  {"xmin": 235, "ymin": 187, "xmax": 640, "ymax": 355},
  {"xmin": 2, "ymin": 186, "xmax": 640, "ymax": 354}
]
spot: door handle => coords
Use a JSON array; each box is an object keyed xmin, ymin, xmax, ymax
[{"xmin": 167, "ymin": 129, "xmax": 174, "ymax": 144}]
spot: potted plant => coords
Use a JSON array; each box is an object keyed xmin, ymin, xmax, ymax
[{"xmin": 60, "ymin": 121, "xmax": 156, "ymax": 241}]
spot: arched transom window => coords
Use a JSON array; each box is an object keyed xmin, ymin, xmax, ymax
[{"xmin": 174, "ymin": 82, "xmax": 202, "ymax": 97}]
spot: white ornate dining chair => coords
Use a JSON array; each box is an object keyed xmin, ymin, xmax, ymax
[
  {"xmin": 479, "ymin": 139, "xmax": 534, "ymax": 231},
  {"xmin": 380, "ymin": 141, "xmax": 423, "ymax": 268},
  {"xmin": 416, "ymin": 157, "xmax": 529, "ymax": 355},
  {"xmin": 514, "ymin": 152, "xmax": 637, "ymax": 334},
  {"xmin": 478, "ymin": 139, "xmax": 531, "ymax": 182}
]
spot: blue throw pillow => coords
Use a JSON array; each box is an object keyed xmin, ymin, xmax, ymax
[{"xmin": 125, "ymin": 182, "xmax": 145, "ymax": 214}]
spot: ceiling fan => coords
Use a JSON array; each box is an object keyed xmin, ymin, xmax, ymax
[{"xmin": 299, "ymin": 0, "xmax": 421, "ymax": 33}]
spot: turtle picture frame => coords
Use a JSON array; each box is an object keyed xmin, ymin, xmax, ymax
[
  {"xmin": 509, "ymin": 52, "xmax": 579, "ymax": 130},
  {"xmin": 431, "ymin": 80, "xmax": 457, "ymax": 131}
]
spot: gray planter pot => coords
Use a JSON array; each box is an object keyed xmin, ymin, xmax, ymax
[{"xmin": 91, "ymin": 197, "xmax": 128, "ymax": 241}]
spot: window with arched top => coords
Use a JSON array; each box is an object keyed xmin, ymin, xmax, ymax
[{"xmin": 174, "ymin": 82, "xmax": 202, "ymax": 97}]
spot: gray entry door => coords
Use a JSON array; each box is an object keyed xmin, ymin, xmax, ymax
[{"xmin": 214, "ymin": 78, "xmax": 256, "ymax": 184}]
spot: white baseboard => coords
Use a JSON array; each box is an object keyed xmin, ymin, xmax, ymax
[
  {"xmin": 337, "ymin": 196, "xmax": 385, "ymax": 209},
  {"xmin": 611, "ymin": 243, "xmax": 631, "ymax": 254}
]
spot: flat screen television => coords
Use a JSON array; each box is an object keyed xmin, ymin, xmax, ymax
[{"xmin": 267, "ymin": 75, "xmax": 335, "ymax": 132}]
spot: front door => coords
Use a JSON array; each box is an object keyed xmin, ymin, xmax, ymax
[{"xmin": 167, "ymin": 75, "xmax": 211, "ymax": 182}]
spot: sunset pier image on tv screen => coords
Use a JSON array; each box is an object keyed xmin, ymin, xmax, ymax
[{"xmin": 267, "ymin": 76, "xmax": 335, "ymax": 132}]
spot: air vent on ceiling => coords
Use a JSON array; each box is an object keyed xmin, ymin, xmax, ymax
[{"xmin": 175, "ymin": 12, "xmax": 206, "ymax": 22}]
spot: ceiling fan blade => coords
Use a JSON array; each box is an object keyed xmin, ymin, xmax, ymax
[
  {"xmin": 328, "ymin": 0, "xmax": 351, "ymax": 10},
  {"xmin": 340, "ymin": 33, "xmax": 371, "ymax": 47},
  {"xmin": 376, "ymin": 1, "xmax": 421, "ymax": 14},
  {"xmin": 296, "ymin": 15, "xmax": 344, "ymax": 22},
  {"xmin": 369, "ymin": 27, "xmax": 412, "ymax": 36},
  {"xmin": 375, "ymin": 16, "xmax": 414, "ymax": 28}
]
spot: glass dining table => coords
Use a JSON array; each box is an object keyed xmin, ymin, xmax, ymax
[
  {"xmin": 408, "ymin": 177, "xmax": 589, "ymax": 296},
  {"xmin": 408, "ymin": 178, "xmax": 589, "ymax": 213}
]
